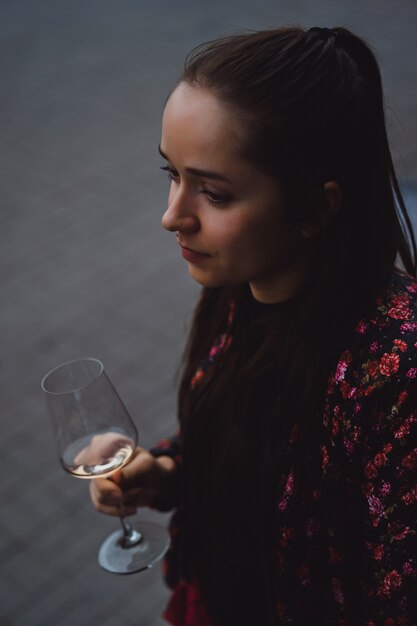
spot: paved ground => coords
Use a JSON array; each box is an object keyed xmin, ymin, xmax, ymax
[{"xmin": 1, "ymin": 1, "xmax": 417, "ymax": 624}]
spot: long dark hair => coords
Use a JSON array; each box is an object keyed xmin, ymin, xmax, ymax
[{"xmin": 174, "ymin": 27, "xmax": 416, "ymax": 625}]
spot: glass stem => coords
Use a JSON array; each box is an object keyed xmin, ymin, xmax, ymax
[{"xmin": 118, "ymin": 516, "xmax": 143, "ymax": 548}]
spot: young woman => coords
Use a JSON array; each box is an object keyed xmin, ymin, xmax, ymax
[{"xmin": 90, "ymin": 26, "xmax": 417, "ymax": 625}]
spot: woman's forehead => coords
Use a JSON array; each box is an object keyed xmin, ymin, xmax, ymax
[
  {"xmin": 162, "ymin": 83, "xmax": 242, "ymax": 150},
  {"xmin": 161, "ymin": 82, "xmax": 282, "ymax": 191}
]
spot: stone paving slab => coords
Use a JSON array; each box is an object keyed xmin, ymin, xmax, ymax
[{"xmin": 1, "ymin": 1, "xmax": 417, "ymax": 624}]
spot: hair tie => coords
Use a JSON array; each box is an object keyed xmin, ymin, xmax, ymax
[{"xmin": 308, "ymin": 27, "xmax": 336, "ymax": 43}]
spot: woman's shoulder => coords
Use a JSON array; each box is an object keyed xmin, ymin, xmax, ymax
[
  {"xmin": 359, "ymin": 267, "xmax": 417, "ymax": 335},
  {"xmin": 348, "ymin": 267, "xmax": 417, "ymax": 357},
  {"xmin": 322, "ymin": 269, "xmax": 417, "ymax": 468},
  {"xmin": 327, "ymin": 268, "xmax": 417, "ymax": 401}
]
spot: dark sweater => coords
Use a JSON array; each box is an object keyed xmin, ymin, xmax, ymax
[{"xmin": 152, "ymin": 268, "xmax": 417, "ymax": 625}]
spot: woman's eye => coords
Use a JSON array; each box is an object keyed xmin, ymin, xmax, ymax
[
  {"xmin": 202, "ymin": 189, "xmax": 231, "ymax": 206},
  {"xmin": 160, "ymin": 165, "xmax": 179, "ymax": 181},
  {"xmin": 160, "ymin": 166, "xmax": 230, "ymax": 205}
]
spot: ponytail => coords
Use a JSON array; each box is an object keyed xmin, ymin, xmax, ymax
[{"xmin": 332, "ymin": 26, "xmax": 416, "ymax": 275}]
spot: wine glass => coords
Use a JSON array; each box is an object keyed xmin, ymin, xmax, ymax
[{"xmin": 41, "ymin": 357, "xmax": 169, "ymax": 574}]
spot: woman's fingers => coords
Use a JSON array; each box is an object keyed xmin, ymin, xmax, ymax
[
  {"xmin": 88, "ymin": 447, "xmax": 176, "ymax": 516},
  {"xmin": 118, "ymin": 447, "xmax": 156, "ymax": 488},
  {"xmin": 122, "ymin": 487, "xmax": 154, "ymax": 508},
  {"xmin": 90, "ymin": 477, "xmax": 122, "ymax": 513},
  {"xmin": 89, "ymin": 479, "xmax": 138, "ymax": 516},
  {"xmin": 89, "ymin": 448, "xmax": 158, "ymax": 514}
]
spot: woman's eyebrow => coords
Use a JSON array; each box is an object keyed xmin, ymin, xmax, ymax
[{"xmin": 158, "ymin": 145, "xmax": 233, "ymax": 184}]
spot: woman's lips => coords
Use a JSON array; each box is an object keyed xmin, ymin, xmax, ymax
[{"xmin": 180, "ymin": 244, "xmax": 211, "ymax": 264}]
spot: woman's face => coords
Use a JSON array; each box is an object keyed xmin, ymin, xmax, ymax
[{"xmin": 160, "ymin": 82, "xmax": 308, "ymax": 303}]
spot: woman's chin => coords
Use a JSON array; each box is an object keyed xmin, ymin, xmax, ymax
[{"xmin": 188, "ymin": 266, "xmax": 228, "ymax": 289}]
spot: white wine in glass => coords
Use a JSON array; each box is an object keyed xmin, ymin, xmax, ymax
[{"xmin": 41, "ymin": 357, "xmax": 169, "ymax": 574}]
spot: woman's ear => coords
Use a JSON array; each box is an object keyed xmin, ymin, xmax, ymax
[{"xmin": 301, "ymin": 181, "xmax": 342, "ymax": 238}]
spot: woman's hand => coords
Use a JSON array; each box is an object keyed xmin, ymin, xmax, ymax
[{"xmin": 89, "ymin": 446, "xmax": 177, "ymax": 517}]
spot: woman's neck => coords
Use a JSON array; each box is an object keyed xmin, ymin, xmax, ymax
[{"xmin": 249, "ymin": 258, "xmax": 308, "ymax": 303}]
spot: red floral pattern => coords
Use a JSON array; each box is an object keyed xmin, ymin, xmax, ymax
[{"xmin": 152, "ymin": 268, "xmax": 417, "ymax": 625}]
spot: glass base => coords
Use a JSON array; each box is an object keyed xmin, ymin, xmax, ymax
[{"xmin": 98, "ymin": 520, "xmax": 169, "ymax": 574}]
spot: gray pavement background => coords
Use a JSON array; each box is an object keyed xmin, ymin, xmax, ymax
[{"xmin": 1, "ymin": 1, "xmax": 417, "ymax": 625}]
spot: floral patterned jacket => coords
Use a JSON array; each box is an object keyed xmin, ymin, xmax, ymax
[{"xmin": 151, "ymin": 268, "xmax": 417, "ymax": 625}]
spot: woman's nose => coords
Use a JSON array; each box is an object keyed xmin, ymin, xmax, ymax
[{"xmin": 161, "ymin": 190, "xmax": 199, "ymax": 233}]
